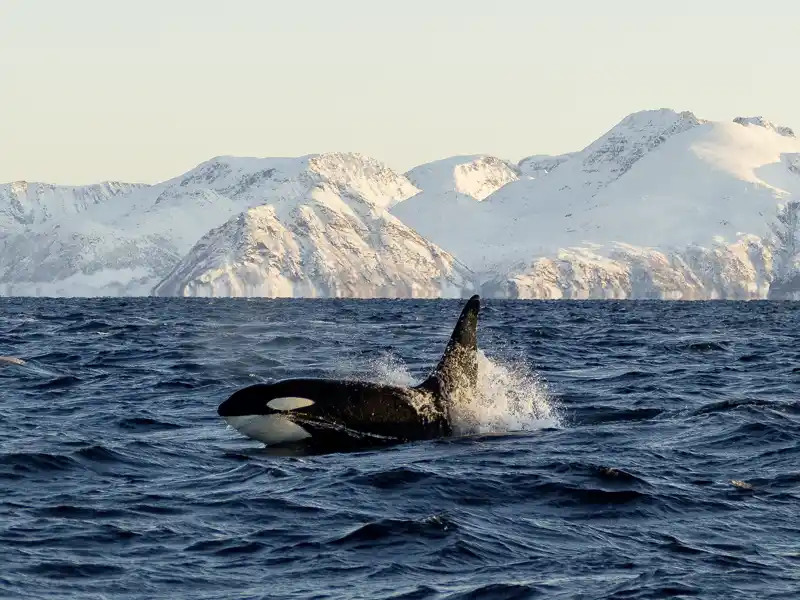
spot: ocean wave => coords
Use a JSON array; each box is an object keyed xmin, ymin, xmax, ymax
[{"xmin": 0, "ymin": 298, "xmax": 797, "ymax": 599}]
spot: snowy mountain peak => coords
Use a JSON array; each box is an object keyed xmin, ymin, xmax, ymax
[
  {"xmin": 9, "ymin": 181, "xmax": 28, "ymax": 195},
  {"xmin": 578, "ymin": 109, "xmax": 702, "ymax": 186},
  {"xmin": 5, "ymin": 106, "xmax": 800, "ymax": 300},
  {"xmin": 517, "ymin": 154, "xmax": 576, "ymax": 179},
  {"xmin": 172, "ymin": 152, "xmax": 416, "ymax": 210},
  {"xmin": 733, "ymin": 116, "xmax": 795, "ymax": 138},
  {"xmin": 513, "ymin": 109, "xmax": 702, "ymax": 185},
  {"xmin": 153, "ymin": 184, "xmax": 472, "ymax": 298},
  {"xmin": 483, "ymin": 108, "xmax": 706, "ymax": 216},
  {"xmin": 614, "ymin": 108, "xmax": 702, "ymax": 129},
  {"xmin": 306, "ymin": 152, "xmax": 420, "ymax": 209},
  {"xmin": 0, "ymin": 180, "xmax": 145, "ymax": 230},
  {"xmin": 175, "ymin": 154, "xmax": 309, "ymax": 192},
  {"xmin": 405, "ymin": 155, "xmax": 518, "ymax": 201}
]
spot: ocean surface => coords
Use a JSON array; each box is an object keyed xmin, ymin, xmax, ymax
[{"xmin": 0, "ymin": 298, "xmax": 798, "ymax": 600}]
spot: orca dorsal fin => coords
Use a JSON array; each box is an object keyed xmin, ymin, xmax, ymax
[{"xmin": 418, "ymin": 295, "xmax": 480, "ymax": 398}]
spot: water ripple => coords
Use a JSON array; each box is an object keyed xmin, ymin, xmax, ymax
[{"xmin": 0, "ymin": 298, "xmax": 798, "ymax": 599}]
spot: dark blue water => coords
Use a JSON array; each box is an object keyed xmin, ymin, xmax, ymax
[{"xmin": 1, "ymin": 299, "xmax": 798, "ymax": 600}]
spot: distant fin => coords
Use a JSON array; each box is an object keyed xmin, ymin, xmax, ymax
[
  {"xmin": 418, "ymin": 295, "xmax": 480, "ymax": 399},
  {"xmin": 0, "ymin": 356, "xmax": 25, "ymax": 366}
]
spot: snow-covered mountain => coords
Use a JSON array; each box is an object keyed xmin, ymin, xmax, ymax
[
  {"xmin": 87, "ymin": 152, "xmax": 420, "ymax": 254},
  {"xmin": 481, "ymin": 237, "xmax": 772, "ymax": 300},
  {"xmin": 1, "ymin": 153, "xmax": 465, "ymax": 297},
  {"xmin": 517, "ymin": 154, "xmax": 575, "ymax": 179},
  {"xmin": 396, "ymin": 109, "xmax": 800, "ymax": 273},
  {"xmin": 0, "ymin": 224, "xmax": 178, "ymax": 297},
  {"xmin": 3, "ymin": 108, "xmax": 800, "ymax": 299},
  {"xmin": 733, "ymin": 116, "xmax": 795, "ymax": 138},
  {"xmin": 390, "ymin": 155, "xmax": 518, "ymax": 262},
  {"xmin": 0, "ymin": 180, "xmax": 146, "ymax": 231},
  {"xmin": 405, "ymin": 155, "xmax": 518, "ymax": 201},
  {"xmin": 0, "ymin": 180, "xmax": 174, "ymax": 296},
  {"xmin": 153, "ymin": 183, "xmax": 471, "ymax": 298}
]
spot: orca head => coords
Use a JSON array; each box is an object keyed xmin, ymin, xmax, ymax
[
  {"xmin": 217, "ymin": 383, "xmax": 317, "ymax": 417},
  {"xmin": 218, "ymin": 383, "xmax": 318, "ymax": 445}
]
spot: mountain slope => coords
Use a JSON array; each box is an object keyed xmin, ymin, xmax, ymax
[
  {"xmin": 0, "ymin": 181, "xmax": 146, "ymax": 232},
  {"xmin": 395, "ymin": 110, "xmax": 800, "ymax": 270},
  {"xmin": 481, "ymin": 237, "xmax": 772, "ymax": 300},
  {"xmin": 516, "ymin": 153, "xmax": 575, "ymax": 179},
  {"xmin": 404, "ymin": 155, "xmax": 518, "ymax": 201},
  {"xmin": 488, "ymin": 112, "xmax": 800, "ymax": 252},
  {"xmin": 0, "ymin": 226, "xmax": 178, "ymax": 296},
  {"xmin": 1, "ymin": 153, "xmax": 423, "ymax": 295},
  {"xmin": 86, "ymin": 152, "xmax": 420, "ymax": 254},
  {"xmin": 153, "ymin": 183, "xmax": 472, "ymax": 298},
  {"xmin": 3, "ymin": 109, "xmax": 799, "ymax": 299},
  {"xmin": 390, "ymin": 155, "xmax": 519, "ymax": 262}
]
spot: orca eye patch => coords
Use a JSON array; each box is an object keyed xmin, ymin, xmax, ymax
[{"xmin": 267, "ymin": 397, "xmax": 315, "ymax": 411}]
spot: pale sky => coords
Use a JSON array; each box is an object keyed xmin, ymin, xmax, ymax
[{"xmin": 1, "ymin": 0, "xmax": 798, "ymax": 185}]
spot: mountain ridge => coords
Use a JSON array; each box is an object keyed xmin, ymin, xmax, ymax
[{"xmin": 3, "ymin": 109, "xmax": 798, "ymax": 299}]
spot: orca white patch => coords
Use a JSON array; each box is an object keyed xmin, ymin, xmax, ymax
[
  {"xmin": 224, "ymin": 415, "xmax": 311, "ymax": 445},
  {"xmin": 267, "ymin": 397, "xmax": 315, "ymax": 411}
]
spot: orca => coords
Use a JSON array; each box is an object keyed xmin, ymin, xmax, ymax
[{"xmin": 217, "ymin": 295, "xmax": 481, "ymax": 451}]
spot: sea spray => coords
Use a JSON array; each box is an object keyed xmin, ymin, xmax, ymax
[
  {"xmin": 344, "ymin": 350, "xmax": 561, "ymax": 435},
  {"xmin": 449, "ymin": 350, "xmax": 561, "ymax": 434}
]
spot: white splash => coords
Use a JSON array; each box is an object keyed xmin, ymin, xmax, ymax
[
  {"xmin": 363, "ymin": 352, "xmax": 416, "ymax": 387},
  {"xmin": 449, "ymin": 350, "xmax": 562, "ymax": 435},
  {"xmin": 348, "ymin": 350, "xmax": 561, "ymax": 436}
]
